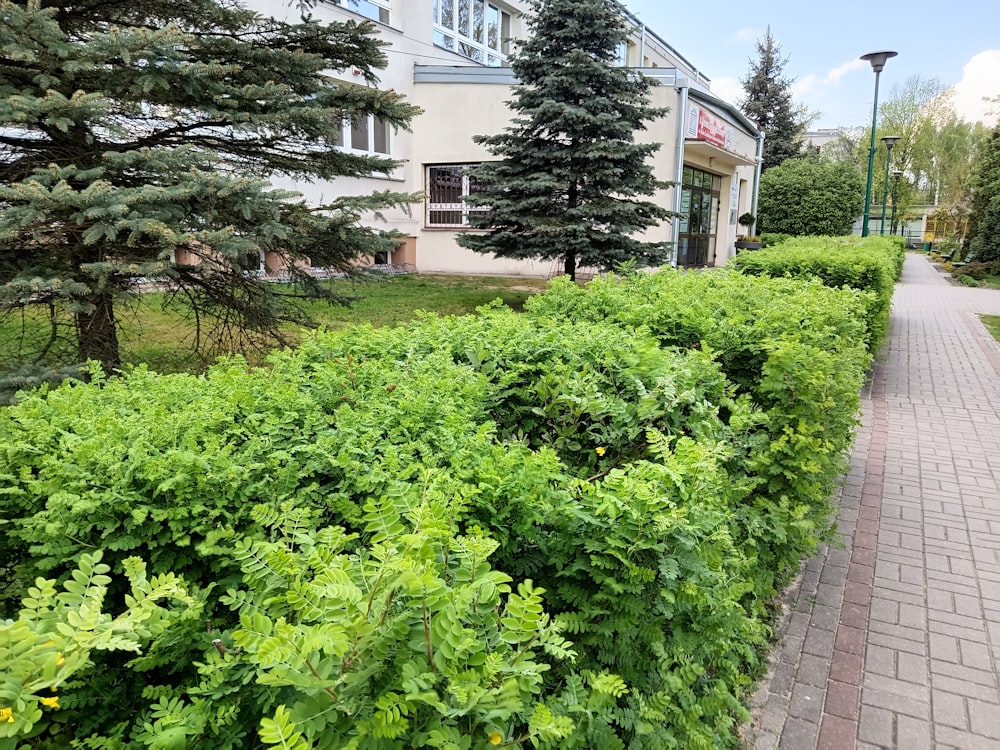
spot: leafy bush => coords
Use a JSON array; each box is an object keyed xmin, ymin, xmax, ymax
[
  {"xmin": 952, "ymin": 259, "xmax": 1000, "ymax": 281},
  {"xmin": 525, "ymin": 269, "xmax": 872, "ymax": 588},
  {"xmin": 759, "ymin": 233, "xmax": 791, "ymax": 248},
  {"xmin": 1, "ymin": 268, "xmax": 878, "ymax": 748},
  {"xmin": 756, "ymin": 157, "xmax": 864, "ymax": 236},
  {"xmin": 0, "ymin": 552, "xmax": 191, "ymax": 746},
  {"xmin": 729, "ymin": 236, "xmax": 902, "ymax": 354}
]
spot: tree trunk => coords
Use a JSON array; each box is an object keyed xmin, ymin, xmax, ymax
[
  {"xmin": 565, "ymin": 179, "xmax": 578, "ymax": 281},
  {"xmin": 76, "ymin": 292, "xmax": 121, "ymax": 374},
  {"xmin": 564, "ymin": 249, "xmax": 576, "ymax": 281}
]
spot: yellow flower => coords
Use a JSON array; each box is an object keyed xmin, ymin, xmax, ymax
[
  {"xmin": 56, "ymin": 652, "xmax": 65, "ymax": 666},
  {"xmin": 488, "ymin": 731, "xmax": 503, "ymax": 745},
  {"xmin": 39, "ymin": 696, "xmax": 60, "ymax": 709},
  {"xmin": 595, "ymin": 446, "xmax": 606, "ymax": 456},
  {"xmin": 0, "ymin": 707, "xmax": 14, "ymax": 723}
]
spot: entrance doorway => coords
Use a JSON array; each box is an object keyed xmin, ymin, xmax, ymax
[{"xmin": 677, "ymin": 166, "xmax": 721, "ymax": 267}]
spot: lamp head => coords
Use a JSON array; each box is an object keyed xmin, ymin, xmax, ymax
[
  {"xmin": 881, "ymin": 135, "xmax": 901, "ymax": 150},
  {"xmin": 892, "ymin": 170, "xmax": 904, "ymax": 178},
  {"xmin": 861, "ymin": 50, "xmax": 898, "ymax": 73}
]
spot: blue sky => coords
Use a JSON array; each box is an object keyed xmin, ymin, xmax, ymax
[{"xmin": 621, "ymin": 0, "xmax": 1000, "ymax": 130}]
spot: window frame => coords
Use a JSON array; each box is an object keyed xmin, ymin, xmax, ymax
[
  {"xmin": 433, "ymin": 0, "xmax": 511, "ymax": 67},
  {"xmin": 425, "ymin": 164, "xmax": 490, "ymax": 228},
  {"xmin": 332, "ymin": 114, "xmax": 391, "ymax": 157},
  {"xmin": 333, "ymin": 0, "xmax": 390, "ymax": 24}
]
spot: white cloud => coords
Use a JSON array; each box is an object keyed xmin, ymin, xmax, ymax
[
  {"xmin": 952, "ymin": 50, "xmax": 1000, "ymax": 126},
  {"xmin": 792, "ymin": 74, "xmax": 819, "ymax": 98},
  {"xmin": 709, "ymin": 75, "xmax": 744, "ymax": 107},
  {"xmin": 825, "ymin": 59, "xmax": 864, "ymax": 85},
  {"xmin": 734, "ymin": 27, "xmax": 761, "ymax": 44}
]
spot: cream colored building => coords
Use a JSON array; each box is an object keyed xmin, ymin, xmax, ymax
[{"xmin": 246, "ymin": 0, "xmax": 764, "ymax": 274}]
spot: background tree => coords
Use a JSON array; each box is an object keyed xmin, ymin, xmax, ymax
[
  {"xmin": 825, "ymin": 78, "xmax": 989, "ymax": 242},
  {"xmin": 757, "ymin": 157, "xmax": 864, "ymax": 236},
  {"xmin": 965, "ymin": 125, "xmax": 1000, "ymax": 259},
  {"xmin": 739, "ymin": 27, "xmax": 804, "ymax": 171},
  {"xmin": 458, "ymin": 0, "xmax": 674, "ymax": 281},
  {"xmin": 0, "ymin": 0, "xmax": 419, "ymax": 384}
]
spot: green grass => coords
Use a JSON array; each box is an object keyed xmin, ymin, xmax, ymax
[
  {"xmin": 1, "ymin": 274, "xmax": 551, "ymax": 375},
  {"xmin": 981, "ymin": 315, "xmax": 1000, "ymax": 344}
]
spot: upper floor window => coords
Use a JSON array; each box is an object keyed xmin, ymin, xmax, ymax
[
  {"xmin": 333, "ymin": 115, "xmax": 391, "ymax": 156},
  {"xmin": 433, "ymin": 0, "xmax": 511, "ymax": 67},
  {"xmin": 333, "ymin": 0, "xmax": 390, "ymax": 24},
  {"xmin": 613, "ymin": 40, "xmax": 628, "ymax": 67}
]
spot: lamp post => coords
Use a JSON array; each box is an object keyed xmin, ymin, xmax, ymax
[
  {"xmin": 860, "ymin": 50, "xmax": 897, "ymax": 237},
  {"xmin": 890, "ymin": 170, "xmax": 904, "ymax": 235},
  {"xmin": 879, "ymin": 135, "xmax": 900, "ymax": 235}
]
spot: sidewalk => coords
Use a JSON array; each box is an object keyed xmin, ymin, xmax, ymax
[{"xmin": 744, "ymin": 253, "xmax": 1000, "ymax": 749}]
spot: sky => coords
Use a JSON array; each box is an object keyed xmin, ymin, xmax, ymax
[{"xmin": 620, "ymin": 0, "xmax": 1000, "ymax": 130}]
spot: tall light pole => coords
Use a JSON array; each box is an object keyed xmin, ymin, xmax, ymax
[
  {"xmin": 860, "ymin": 50, "xmax": 897, "ymax": 237},
  {"xmin": 879, "ymin": 135, "xmax": 900, "ymax": 235},
  {"xmin": 890, "ymin": 169, "xmax": 904, "ymax": 235}
]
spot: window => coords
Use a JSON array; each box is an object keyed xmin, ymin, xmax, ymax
[
  {"xmin": 613, "ymin": 41, "xmax": 628, "ymax": 67},
  {"xmin": 334, "ymin": 0, "xmax": 390, "ymax": 24},
  {"xmin": 426, "ymin": 165, "xmax": 490, "ymax": 227},
  {"xmin": 433, "ymin": 0, "xmax": 511, "ymax": 66},
  {"xmin": 332, "ymin": 115, "xmax": 391, "ymax": 155}
]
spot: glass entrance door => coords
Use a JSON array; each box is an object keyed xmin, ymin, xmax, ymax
[{"xmin": 677, "ymin": 166, "xmax": 721, "ymax": 267}]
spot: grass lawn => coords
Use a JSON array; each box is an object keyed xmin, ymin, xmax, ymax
[
  {"xmin": 981, "ymin": 315, "xmax": 1000, "ymax": 344},
  {"xmin": 1, "ymin": 273, "xmax": 552, "ymax": 375}
]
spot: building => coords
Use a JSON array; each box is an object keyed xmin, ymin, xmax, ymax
[{"xmin": 246, "ymin": 0, "xmax": 764, "ymax": 275}]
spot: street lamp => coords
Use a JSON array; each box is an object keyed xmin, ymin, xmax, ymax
[
  {"xmin": 879, "ymin": 135, "xmax": 900, "ymax": 235},
  {"xmin": 890, "ymin": 169, "xmax": 904, "ymax": 235},
  {"xmin": 860, "ymin": 50, "xmax": 897, "ymax": 237}
]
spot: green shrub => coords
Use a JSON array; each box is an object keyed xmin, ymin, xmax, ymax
[
  {"xmin": 525, "ymin": 269, "xmax": 871, "ymax": 587},
  {"xmin": 952, "ymin": 260, "xmax": 1000, "ymax": 281},
  {"xmin": 1, "ymin": 271, "xmax": 874, "ymax": 748},
  {"xmin": 759, "ymin": 233, "xmax": 791, "ymax": 248},
  {"xmin": 729, "ymin": 236, "xmax": 902, "ymax": 354}
]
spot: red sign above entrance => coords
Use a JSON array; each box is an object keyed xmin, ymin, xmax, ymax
[
  {"xmin": 696, "ymin": 108, "xmax": 727, "ymax": 148},
  {"xmin": 686, "ymin": 104, "xmax": 733, "ymax": 151}
]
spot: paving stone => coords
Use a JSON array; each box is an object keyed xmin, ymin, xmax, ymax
[
  {"xmin": 779, "ymin": 717, "xmax": 820, "ymax": 749},
  {"xmin": 895, "ymin": 715, "xmax": 933, "ymax": 750},
  {"xmin": 857, "ymin": 704, "xmax": 894, "ymax": 746}
]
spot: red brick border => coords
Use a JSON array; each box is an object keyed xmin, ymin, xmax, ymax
[{"xmin": 817, "ymin": 382, "xmax": 889, "ymax": 749}]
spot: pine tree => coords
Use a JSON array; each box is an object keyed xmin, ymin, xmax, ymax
[
  {"xmin": 965, "ymin": 124, "xmax": 1000, "ymax": 259},
  {"xmin": 739, "ymin": 27, "xmax": 803, "ymax": 171},
  {"xmin": 0, "ymin": 0, "xmax": 419, "ymax": 379},
  {"xmin": 457, "ymin": 0, "xmax": 674, "ymax": 281}
]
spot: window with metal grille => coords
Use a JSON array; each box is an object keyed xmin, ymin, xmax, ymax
[{"xmin": 426, "ymin": 165, "xmax": 490, "ymax": 227}]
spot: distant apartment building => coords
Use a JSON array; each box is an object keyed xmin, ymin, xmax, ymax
[{"xmin": 244, "ymin": 0, "xmax": 764, "ymax": 274}]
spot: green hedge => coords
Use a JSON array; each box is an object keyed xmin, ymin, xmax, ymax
[
  {"xmin": 729, "ymin": 235, "xmax": 904, "ymax": 354},
  {"xmin": 0, "ymin": 269, "xmax": 878, "ymax": 749}
]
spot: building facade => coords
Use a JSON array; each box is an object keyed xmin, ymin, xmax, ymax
[{"xmin": 247, "ymin": 0, "xmax": 764, "ymax": 275}]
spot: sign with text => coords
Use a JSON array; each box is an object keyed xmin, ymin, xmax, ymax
[{"xmin": 687, "ymin": 104, "xmax": 733, "ymax": 150}]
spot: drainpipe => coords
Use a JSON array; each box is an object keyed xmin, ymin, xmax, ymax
[
  {"xmin": 750, "ymin": 131, "xmax": 765, "ymax": 235},
  {"xmin": 672, "ymin": 77, "xmax": 690, "ymax": 268},
  {"xmin": 639, "ymin": 23, "xmax": 646, "ymax": 64}
]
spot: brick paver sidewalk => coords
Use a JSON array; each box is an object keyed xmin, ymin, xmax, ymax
[{"xmin": 744, "ymin": 253, "xmax": 1000, "ymax": 749}]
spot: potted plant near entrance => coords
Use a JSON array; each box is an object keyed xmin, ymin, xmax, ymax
[{"xmin": 735, "ymin": 212, "xmax": 762, "ymax": 251}]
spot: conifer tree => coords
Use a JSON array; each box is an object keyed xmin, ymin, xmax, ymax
[
  {"xmin": 0, "ymin": 0, "xmax": 419, "ymax": 381},
  {"xmin": 965, "ymin": 124, "xmax": 1000, "ymax": 260},
  {"xmin": 457, "ymin": 0, "xmax": 674, "ymax": 281},
  {"xmin": 740, "ymin": 28, "xmax": 803, "ymax": 171}
]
